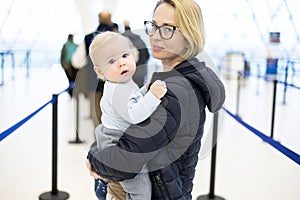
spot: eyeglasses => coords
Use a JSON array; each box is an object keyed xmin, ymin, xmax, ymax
[{"xmin": 144, "ymin": 21, "xmax": 179, "ymax": 40}]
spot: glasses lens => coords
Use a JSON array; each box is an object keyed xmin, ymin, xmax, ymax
[
  {"xmin": 145, "ymin": 22, "xmax": 155, "ymax": 36},
  {"xmin": 160, "ymin": 25, "xmax": 175, "ymax": 39},
  {"xmin": 144, "ymin": 22, "xmax": 176, "ymax": 39}
]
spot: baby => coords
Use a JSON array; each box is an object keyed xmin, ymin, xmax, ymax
[{"xmin": 89, "ymin": 31, "xmax": 167, "ymax": 200}]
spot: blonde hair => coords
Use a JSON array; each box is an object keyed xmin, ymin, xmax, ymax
[
  {"xmin": 89, "ymin": 31, "xmax": 117, "ymax": 68},
  {"xmin": 154, "ymin": 0, "xmax": 205, "ymax": 59}
]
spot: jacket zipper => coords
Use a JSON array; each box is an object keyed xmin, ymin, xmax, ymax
[
  {"xmin": 155, "ymin": 173, "xmax": 171, "ymax": 200},
  {"xmin": 155, "ymin": 174, "xmax": 162, "ymax": 185}
]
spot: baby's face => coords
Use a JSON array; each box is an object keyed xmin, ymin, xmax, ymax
[{"xmin": 96, "ymin": 36, "xmax": 136, "ymax": 83}]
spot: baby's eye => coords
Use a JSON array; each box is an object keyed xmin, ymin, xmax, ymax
[
  {"xmin": 122, "ymin": 53, "xmax": 129, "ymax": 58},
  {"xmin": 108, "ymin": 58, "xmax": 116, "ymax": 64}
]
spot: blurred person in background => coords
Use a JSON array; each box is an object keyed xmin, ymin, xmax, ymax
[
  {"xmin": 122, "ymin": 20, "xmax": 150, "ymax": 87},
  {"xmin": 60, "ymin": 34, "xmax": 78, "ymax": 97},
  {"xmin": 71, "ymin": 10, "xmax": 117, "ymax": 200},
  {"xmin": 72, "ymin": 10, "xmax": 115, "ymax": 127}
]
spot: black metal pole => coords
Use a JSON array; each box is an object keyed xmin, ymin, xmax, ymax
[
  {"xmin": 52, "ymin": 94, "xmax": 58, "ymax": 194},
  {"xmin": 25, "ymin": 50, "xmax": 30, "ymax": 78},
  {"xmin": 209, "ymin": 113, "xmax": 218, "ymax": 198},
  {"xmin": 270, "ymin": 80, "xmax": 277, "ymax": 139},
  {"xmin": 39, "ymin": 94, "xmax": 69, "ymax": 200},
  {"xmin": 236, "ymin": 71, "xmax": 242, "ymax": 117},
  {"xmin": 256, "ymin": 64, "xmax": 260, "ymax": 95},
  {"xmin": 69, "ymin": 94, "xmax": 84, "ymax": 144},
  {"xmin": 197, "ymin": 112, "xmax": 225, "ymax": 200},
  {"xmin": 282, "ymin": 63, "xmax": 288, "ymax": 105},
  {"xmin": 11, "ymin": 52, "xmax": 15, "ymax": 81},
  {"xmin": 0, "ymin": 53, "xmax": 4, "ymax": 86},
  {"xmin": 75, "ymin": 94, "xmax": 80, "ymax": 142}
]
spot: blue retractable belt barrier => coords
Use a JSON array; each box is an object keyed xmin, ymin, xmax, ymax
[
  {"xmin": 0, "ymin": 98, "xmax": 54, "ymax": 142},
  {"xmin": 223, "ymin": 107, "xmax": 300, "ymax": 165},
  {"xmin": 0, "ymin": 84, "xmax": 72, "ymax": 142}
]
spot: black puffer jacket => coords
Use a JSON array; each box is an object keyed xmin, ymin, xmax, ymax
[{"xmin": 88, "ymin": 58, "xmax": 225, "ymax": 199}]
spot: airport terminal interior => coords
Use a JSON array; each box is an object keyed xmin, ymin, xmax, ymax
[{"xmin": 1, "ymin": 0, "xmax": 300, "ymax": 200}]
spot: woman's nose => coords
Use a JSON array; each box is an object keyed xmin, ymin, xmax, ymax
[{"xmin": 151, "ymin": 29, "xmax": 161, "ymax": 40}]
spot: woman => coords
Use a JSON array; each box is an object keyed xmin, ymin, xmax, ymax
[{"xmin": 87, "ymin": 0, "xmax": 225, "ymax": 199}]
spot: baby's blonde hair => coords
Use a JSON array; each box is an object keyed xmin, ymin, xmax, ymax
[
  {"xmin": 89, "ymin": 31, "xmax": 137, "ymax": 69},
  {"xmin": 89, "ymin": 31, "xmax": 118, "ymax": 68}
]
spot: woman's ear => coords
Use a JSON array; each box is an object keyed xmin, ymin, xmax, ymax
[{"xmin": 93, "ymin": 66, "xmax": 105, "ymax": 80}]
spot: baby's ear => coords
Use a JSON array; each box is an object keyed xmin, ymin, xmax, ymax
[{"xmin": 93, "ymin": 66, "xmax": 105, "ymax": 80}]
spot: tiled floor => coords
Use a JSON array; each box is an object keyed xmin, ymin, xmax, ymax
[{"xmin": 0, "ymin": 66, "xmax": 300, "ymax": 200}]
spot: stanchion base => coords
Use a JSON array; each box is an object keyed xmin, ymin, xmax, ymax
[
  {"xmin": 39, "ymin": 191, "xmax": 69, "ymax": 200},
  {"xmin": 197, "ymin": 195, "xmax": 225, "ymax": 200},
  {"xmin": 68, "ymin": 140, "xmax": 85, "ymax": 144}
]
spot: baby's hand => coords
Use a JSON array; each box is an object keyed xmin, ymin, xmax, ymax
[{"xmin": 150, "ymin": 80, "xmax": 167, "ymax": 99}]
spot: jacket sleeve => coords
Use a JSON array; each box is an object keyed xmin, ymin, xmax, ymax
[
  {"xmin": 71, "ymin": 42, "xmax": 87, "ymax": 69},
  {"xmin": 88, "ymin": 141, "xmax": 138, "ymax": 181}
]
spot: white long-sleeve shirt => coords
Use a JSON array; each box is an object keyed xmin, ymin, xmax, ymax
[
  {"xmin": 100, "ymin": 79, "xmax": 160, "ymax": 131},
  {"xmin": 95, "ymin": 79, "xmax": 162, "ymax": 154},
  {"xmin": 96, "ymin": 79, "xmax": 160, "ymax": 150}
]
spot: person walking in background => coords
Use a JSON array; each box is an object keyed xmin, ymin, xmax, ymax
[
  {"xmin": 122, "ymin": 20, "xmax": 150, "ymax": 87},
  {"xmin": 110, "ymin": 20, "xmax": 119, "ymax": 33},
  {"xmin": 60, "ymin": 34, "xmax": 78, "ymax": 97},
  {"xmin": 71, "ymin": 10, "xmax": 116, "ymax": 200},
  {"xmin": 89, "ymin": 31, "xmax": 167, "ymax": 200},
  {"xmin": 72, "ymin": 10, "xmax": 114, "ymax": 128},
  {"xmin": 87, "ymin": 0, "xmax": 225, "ymax": 199}
]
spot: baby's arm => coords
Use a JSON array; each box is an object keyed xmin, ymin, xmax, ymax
[{"xmin": 125, "ymin": 80, "xmax": 167, "ymax": 124}]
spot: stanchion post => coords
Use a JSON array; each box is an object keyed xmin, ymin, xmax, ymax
[
  {"xmin": 11, "ymin": 52, "xmax": 15, "ymax": 80},
  {"xmin": 282, "ymin": 63, "xmax": 288, "ymax": 105},
  {"xmin": 236, "ymin": 71, "xmax": 242, "ymax": 117},
  {"xmin": 197, "ymin": 112, "xmax": 225, "ymax": 200},
  {"xmin": 69, "ymin": 94, "xmax": 84, "ymax": 144},
  {"xmin": 0, "ymin": 53, "xmax": 4, "ymax": 86},
  {"xmin": 270, "ymin": 79, "xmax": 277, "ymax": 139},
  {"xmin": 25, "ymin": 50, "xmax": 30, "ymax": 78},
  {"xmin": 256, "ymin": 64, "xmax": 260, "ymax": 95},
  {"xmin": 39, "ymin": 94, "xmax": 69, "ymax": 200}
]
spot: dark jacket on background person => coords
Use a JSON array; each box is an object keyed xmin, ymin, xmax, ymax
[
  {"xmin": 84, "ymin": 24, "xmax": 113, "ymax": 93},
  {"xmin": 88, "ymin": 58, "xmax": 225, "ymax": 200},
  {"xmin": 73, "ymin": 24, "xmax": 113, "ymax": 97},
  {"xmin": 122, "ymin": 27, "xmax": 150, "ymax": 87}
]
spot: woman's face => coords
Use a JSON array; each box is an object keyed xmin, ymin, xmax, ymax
[{"xmin": 150, "ymin": 2, "xmax": 188, "ymax": 68}]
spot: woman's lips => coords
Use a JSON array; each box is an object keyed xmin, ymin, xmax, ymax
[{"xmin": 152, "ymin": 45, "xmax": 164, "ymax": 51}]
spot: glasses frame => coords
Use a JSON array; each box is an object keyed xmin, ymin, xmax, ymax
[{"xmin": 144, "ymin": 21, "xmax": 179, "ymax": 40}]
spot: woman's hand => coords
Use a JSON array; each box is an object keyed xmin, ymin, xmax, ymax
[{"xmin": 85, "ymin": 160, "xmax": 109, "ymax": 183}]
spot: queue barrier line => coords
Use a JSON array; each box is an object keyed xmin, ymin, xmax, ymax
[
  {"xmin": 222, "ymin": 107, "xmax": 300, "ymax": 166},
  {"xmin": 1, "ymin": 81, "xmax": 299, "ymax": 166},
  {"xmin": 0, "ymin": 98, "xmax": 54, "ymax": 142},
  {"xmin": 277, "ymin": 80, "xmax": 300, "ymax": 90},
  {"xmin": 223, "ymin": 67, "xmax": 300, "ymax": 90},
  {"xmin": 0, "ymin": 84, "xmax": 72, "ymax": 142}
]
